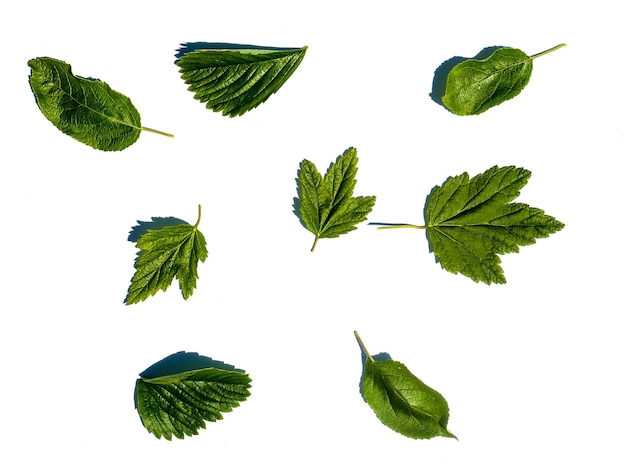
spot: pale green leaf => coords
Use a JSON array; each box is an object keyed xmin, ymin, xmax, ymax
[
  {"xmin": 135, "ymin": 354, "xmax": 251, "ymax": 440},
  {"xmin": 293, "ymin": 147, "xmax": 376, "ymax": 251},
  {"xmin": 28, "ymin": 57, "xmax": 173, "ymax": 151},
  {"xmin": 371, "ymin": 166, "xmax": 564, "ymax": 284},
  {"xmin": 176, "ymin": 45, "xmax": 307, "ymax": 117},
  {"xmin": 354, "ymin": 332, "xmax": 456, "ymax": 440},
  {"xmin": 125, "ymin": 205, "xmax": 208, "ymax": 304},
  {"xmin": 441, "ymin": 44, "xmax": 566, "ymax": 115}
]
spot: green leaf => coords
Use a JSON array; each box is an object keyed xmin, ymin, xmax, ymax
[
  {"xmin": 354, "ymin": 332, "xmax": 456, "ymax": 440},
  {"xmin": 125, "ymin": 205, "xmax": 208, "ymax": 304},
  {"xmin": 441, "ymin": 44, "xmax": 566, "ymax": 115},
  {"xmin": 293, "ymin": 147, "xmax": 376, "ymax": 251},
  {"xmin": 135, "ymin": 355, "xmax": 251, "ymax": 440},
  {"xmin": 176, "ymin": 45, "xmax": 307, "ymax": 117},
  {"xmin": 370, "ymin": 166, "xmax": 564, "ymax": 284},
  {"xmin": 27, "ymin": 57, "xmax": 173, "ymax": 151}
]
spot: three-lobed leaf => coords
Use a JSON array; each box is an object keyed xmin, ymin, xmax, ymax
[
  {"xmin": 125, "ymin": 205, "xmax": 208, "ymax": 304},
  {"xmin": 28, "ymin": 57, "xmax": 172, "ymax": 151},
  {"xmin": 354, "ymin": 332, "xmax": 456, "ymax": 440},
  {"xmin": 371, "ymin": 166, "xmax": 564, "ymax": 284},
  {"xmin": 136, "ymin": 365, "xmax": 251, "ymax": 440},
  {"xmin": 293, "ymin": 147, "xmax": 376, "ymax": 251},
  {"xmin": 441, "ymin": 44, "xmax": 566, "ymax": 115},
  {"xmin": 176, "ymin": 45, "xmax": 307, "ymax": 117}
]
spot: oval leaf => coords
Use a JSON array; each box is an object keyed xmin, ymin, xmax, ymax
[
  {"xmin": 176, "ymin": 45, "xmax": 307, "ymax": 117},
  {"xmin": 441, "ymin": 44, "xmax": 565, "ymax": 115},
  {"xmin": 354, "ymin": 332, "xmax": 456, "ymax": 440},
  {"xmin": 135, "ymin": 362, "xmax": 251, "ymax": 440}
]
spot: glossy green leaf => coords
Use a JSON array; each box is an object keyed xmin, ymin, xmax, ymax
[
  {"xmin": 370, "ymin": 166, "xmax": 564, "ymax": 284},
  {"xmin": 354, "ymin": 332, "xmax": 456, "ymax": 440},
  {"xmin": 176, "ymin": 45, "xmax": 307, "ymax": 117},
  {"xmin": 125, "ymin": 205, "xmax": 208, "ymax": 304},
  {"xmin": 441, "ymin": 44, "xmax": 566, "ymax": 115},
  {"xmin": 135, "ymin": 357, "xmax": 251, "ymax": 440},
  {"xmin": 28, "ymin": 57, "xmax": 173, "ymax": 151},
  {"xmin": 293, "ymin": 147, "xmax": 376, "ymax": 251}
]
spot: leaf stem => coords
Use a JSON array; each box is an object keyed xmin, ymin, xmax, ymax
[
  {"xmin": 141, "ymin": 126, "xmax": 175, "ymax": 138},
  {"xmin": 354, "ymin": 331, "xmax": 373, "ymax": 361},
  {"xmin": 194, "ymin": 204, "xmax": 202, "ymax": 228},
  {"xmin": 368, "ymin": 222, "xmax": 428, "ymax": 230},
  {"xmin": 311, "ymin": 236, "xmax": 319, "ymax": 252},
  {"xmin": 530, "ymin": 43, "xmax": 566, "ymax": 60}
]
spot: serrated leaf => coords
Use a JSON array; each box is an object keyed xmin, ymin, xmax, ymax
[
  {"xmin": 135, "ymin": 353, "xmax": 251, "ymax": 440},
  {"xmin": 27, "ymin": 57, "xmax": 173, "ymax": 151},
  {"xmin": 125, "ymin": 205, "xmax": 208, "ymax": 304},
  {"xmin": 354, "ymin": 332, "xmax": 455, "ymax": 440},
  {"xmin": 370, "ymin": 166, "xmax": 564, "ymax": 284},
  {"xmin": 176, "ymin": 44, "xmax": 307, "ymax": 117},
  {"xmin": 293, "ymin": 147, "xmax": 376, "ymax": 251},
  {"xmin": 441, "ymin": 44, "xmax": 566, "ymax": 115}
]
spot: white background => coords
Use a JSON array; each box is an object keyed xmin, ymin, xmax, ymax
[{"xmin": 1, "ymin": 0, "xmax": 624, "ymax": 468}]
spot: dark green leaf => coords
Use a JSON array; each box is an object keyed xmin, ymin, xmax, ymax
[
  {"xmin": 125, "ymin": 205, "xmax": 208, "ymax": 304},
  {"xmin": 354, "ymin": 332, "xmax": 456, "ymax": 440},
  {"xmin": 176, "ymin": 45, "xmax": 307, "ymax": 117},
  {"xmin": 28, "ymin": 57, "xmax": 173, "ymax": 151},
  {"xmin": 293, "ymin": 147, "xmax": 376, "ymax": 251},
  {"xmin": 135, "ymin": 355, "xmax": 251, "ymax": 440},
  {"xmin": 441, "ymin": 44, "xmax": 566, "ymax": 115},
  {"xmin": 370, "ymin": 166, "xmax": 564, "ymax": 284}
]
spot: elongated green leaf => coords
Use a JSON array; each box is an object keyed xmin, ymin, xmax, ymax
[
  {"xmin": 441, "ymin": 44, "xmax": 566, "ymax": 115},
  {"xmin": 125, "ymin": 205, "xmax": 208, "ymax": 304},
  {"xmin": 293, "ymin": 147, "xmax": 376, "ymax": 251},
  {"xmin": 135, "ymin": 356, "xmax": 251, "ymax": 440},
  {"xmin": 28, "ymin": 57, "xmax": 173, "ymax": 151},
  {"xmin": 176, "ymin": 45, "xmax": 307, "ymax": 117},
  {"xmin": 354, "ymin": 332, "xmax": 455, "ymax": 440},
  {"xmin": 370, "ymin": 166, "xmax": 564, "ymax": 284}
]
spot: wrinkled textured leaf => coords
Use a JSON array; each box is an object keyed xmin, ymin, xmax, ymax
[
  {"xmin": 293, "ymin": 147, "xmax": 376, "ymax": 251},
  {"xmin": 371, "ymin": 166, "xmax": 564, "ymax": 284},
  {"xmin": 441, "ymin": 44, "xmax": 565, "ymax": 115},
  {"xmin": 125, "ymin": 206, "xmax": 208, "ymax": 304},
  {"xmin": 136, "ymin": 365, "xmax": 251, "ymax": 440},
  {"xmin": 354, "ymin": 332, "xmax": 455, "ymax": 440},
  {"xmin": 28, "ymin": 57, "xmax": 172, "ymax": 151},
  {"xmin": 176, "ymin": 45, "xmax": 307, "ymax": 117}
]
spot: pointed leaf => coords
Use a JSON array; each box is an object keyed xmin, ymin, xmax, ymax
[
  {"xmin": 176, "ymin": 45, "xmax": 307, "ymax": 117},
  {"xmin": 125, "ymin": 205, "xmax": 208, "ymax": 304},
  {"xmin": 354, "ymin": 332, "xmax": 456, "ymax": 440},
  {"xmin": 441, "ymin": 44, "xmax": 566, "ymax": 115},
  {"xmin": 136, "ymin": 362, "xmax": 251, "ymax": 440},
  {"xmin": 28, "ymin": 57, "xmax": 172, "ymax": 151},
  {"xmin": 371, "ymin": 166, "xmax": 564, "ymax": 284},
  {"xmin": 293, "ymin": 147, "xmax": 376, "ymax": 251}
]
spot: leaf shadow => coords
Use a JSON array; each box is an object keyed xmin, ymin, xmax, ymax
[
  {"xmin": 128, "ymin": 217, "xmax": 189, "ymax": 242},
  {"xmin": 175, "ymin": 42, "xmax": 301, "ymax": 61},
  {"xmin": 430, "ymin": 46, "xmax": 503, "ymax": 108}
]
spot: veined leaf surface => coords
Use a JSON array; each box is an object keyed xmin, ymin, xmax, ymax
[
  {"xmin": 293, "ymin": 147, "xmax": 376, "ymax": 251},
  {"xmin": 135, "ymin": 355, "xmax": 251, "ymax": 440},
  {"xmin": 176, "ymin": 45, "xmax": 307, "ymax": 117},
  {"xmin": 28, "ymin": 57, "xmax": 172, "ymax": 151},
  {"xmin": 441, "ymin": 44, "xmax": 566, "ymax": 115},
  {"xmin": 125, "ymin": 205, "xmax": 208, "ymax": 304},
  {"xmin": 354, "ymin": 332, "xmax": 456, "ymax": 440},
  {"xmin": 371, "ymin": 166, "xmax": 564, "ymax": 284}
]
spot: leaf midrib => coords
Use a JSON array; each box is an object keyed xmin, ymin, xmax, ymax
[{"xmin": 56, "ymin": 79, "xmax": 140, "ymax": 131}]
